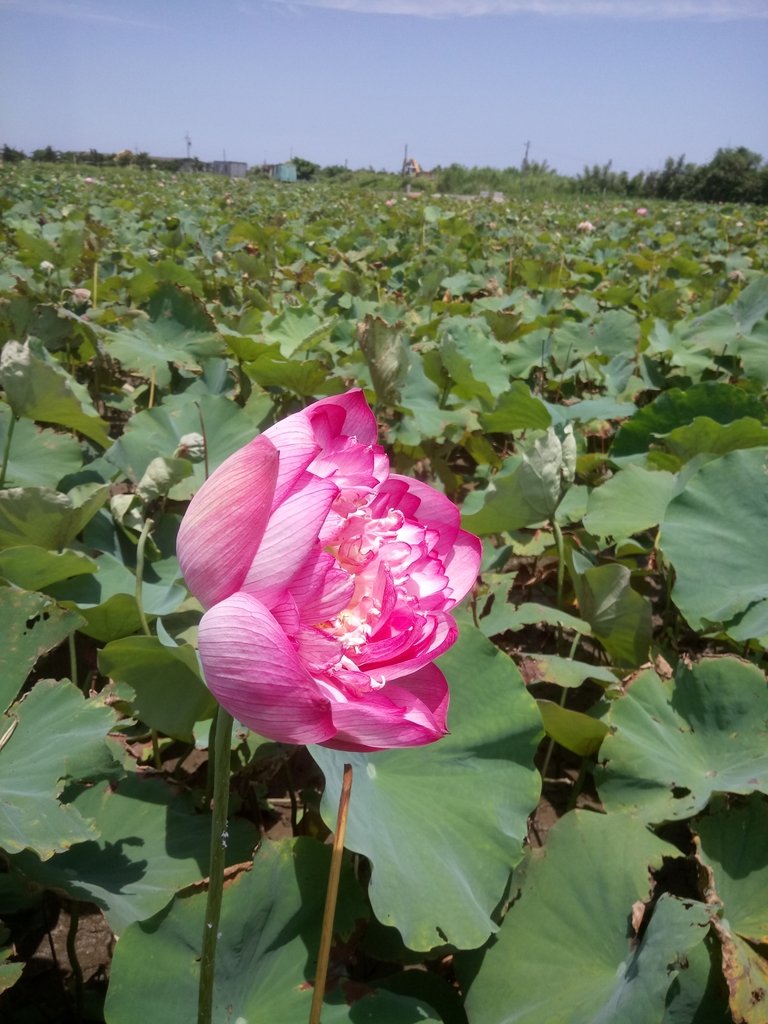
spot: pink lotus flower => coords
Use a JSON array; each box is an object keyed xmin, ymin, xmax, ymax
[
  {"xmin": 635, "ymin": 207, "xmax": 648, "ymax": 216},
  {"xmin": 177, "ymin": 390, "xmax": 481, "ymax": 752},
  {"xmin": 577, "ymin": 220, "xmax": 595, "ymax": 233}
]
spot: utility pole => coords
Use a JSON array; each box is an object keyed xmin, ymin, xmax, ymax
[
  {"xmin": 522, "ymin": 140, "xmax": 530, "ymax": 171},
  {"xmin": 185, "ymin": 132, "xmax": 192, "ymax": 159}
]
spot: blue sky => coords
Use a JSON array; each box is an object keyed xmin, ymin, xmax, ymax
[{"xmin": 1, "ymin": 0, "xmax": 766, "ymax": 176}]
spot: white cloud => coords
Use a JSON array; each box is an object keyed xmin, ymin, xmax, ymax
[
  {"xmin": 272, "ymin": 0, "xmax": 768, "ymax": 18},
  {"xmin": 0, "ymin": 0, "xmax": 166, "ymax": 30}
]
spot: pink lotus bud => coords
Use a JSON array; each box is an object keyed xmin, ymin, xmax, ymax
[
  {"xmin": 177, "ymin": 390, "xmax": 481, "ymax": 751},
  {"xmin": 71, "ymin": 287, "xmax": 91, "ymax": 304}
]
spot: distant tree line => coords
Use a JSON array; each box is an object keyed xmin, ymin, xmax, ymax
[
  {"xmin": 1, "ymin": 145, "xmax": 197, "ymax": 172},
  {"xmin": 431, "ymin": 148, "xmax": 767, "ymax": 203},
  {"xmin": 2, "ymin": 143, "xmax": 766, "ymax": 203},
  {"xmin": 574, "ymin": 147, "xmax": 767, "ymax": 204}
]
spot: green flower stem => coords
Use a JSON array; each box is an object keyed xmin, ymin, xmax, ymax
[
  {"xmin": 0, "ymin": 413, "xmax": 17, "ymax": 490},
  {"xmin": 552, "ymin": 517, "xmax": 566, "ymax": 614},
  {"xmin": 134, "ymin": 517, "xmax": 162, "ymax": 766},
  {"xmin": 539, "ymin": 632, "xmax": 581, "ymax": 782},
  {"xmin": 196, "ymin": 401, "xmax": 210, "ymax": 481},
  {"xmin": 68, "ymin": 632, "xmax": 79, "ymax": 691},
  {"xmin": 198, "ymin": 706, "xmax": 234, "ymax": 1024},
  {"xmin": 66, "ymin": 900, "xmax": 84, "ymax": 1022},
  {"xmin": 309, "ymin": 763, "xmax": 353, "ymax": 1024},
  {"xmin": 135, "ymin": 517, "xmax": 154, "ymax": 638},
  {"xmin": 566, "ymin": 757, "xmax": 589, "ymax": 813}
]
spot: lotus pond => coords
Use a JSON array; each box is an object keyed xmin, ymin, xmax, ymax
[{"xmin": 1, "ymin": 164, "xmax": 767, "ymax": 1023}]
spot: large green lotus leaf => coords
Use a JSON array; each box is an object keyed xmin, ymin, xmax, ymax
[
  {"xmin": 462, "ymin": 427, "xmax": 575, "ymax": 535},
  {"xmin": 536, "ymin": 700, "xmax": 609, "ymax": 756},
  {"xmin": 478, "ymin": 586, "xmax": 590, "ymax": 639},
  {"xmin": 547, "ymin": 395, "xmax": 637, "ymax": 425},
  {"xmin": 102, "ymin": 315, "xmax": 225, "ymax": 390},
  {"xmin": 475, "ymin": 566, "xmax": 583, "ymax": 637},
  {"xmin": 48, "ymin": 552, "xmax": 187, "ymax": 642},
  {"xmin": 0, "ymin": 920, "xmax": 24, "ymax": 992},
  {"xmin": 662, "ymin": 933, "xmax": 732, "ymax": 1024},
  {"xmin": 611, "ymin": 383, "xmax": 765, "ymax": 459},
  {"xmin": 730, "ymin": 275, "xmax": 768, "ymax": 332},
  {"xmin": 128, "ymin": 261, "xmax": 205, "ymax": 304},
  {"xmin": 711, "ymin": 928, "xmax": 768, "ymax": 1024},
  {"xmin": 441, "ymin": 271, "xmax": 483, "ymax": 295},
  {"xmin": 53, "ymin": 594, "xmax": 139, "ymax": 643},
  {"xmin": 0, "ymin": 964, "xmax": 23, "ymax": 997},
  {"xmin": 0, "ymin": 680, "xmax": 119, "ymax": 858},
  {"xmin": 480, "ymin": 381, "xmax": 552, "ymax": 433},
  {"xmin": 460, "ymin": 812, "xmax": 709, "ymax": 1024},
  {"xmin": 723, "ymin": 600, "xmax": 768, "ymax": 645},
  {"xmin": 0, "ymin": 545, "xmax": 98, "ymax": 592},
  {"xmin": 596, "ymin": 659, "xmax": 768, "ymax": 823},
  {"xmin": 12, "ymin": 227, "xmax": 57, "ymax": 267},
  {"xmin": 460, "ymin": 456, "xmax": 533, "ymax": 534},
  {"xmin": 358, "ymin": 314, "xmax": 409, "ymax": 405},
  {"xmin": 733, "ymin": 320, "xmax": 768, "ymax": 385},
  {"xmin": 0, "ymin": 405, "xmax": 83, "ymax": 488},
  {"xmin": 572, "ymin": 560, "xmax": 652, "ymax": 668},
  {"xmin": 519, "ymin": 652, "xmax": 617, "ymax": 689},
  {"xmin": 591, "ymin": 308, "xmax": 640, "ymax": 359},
  {"xmin": 677, "ymin": 277, "xmax": 768, "ymax": 374},
  {"xmin": 245, "ymin": 354, "xmax": 342, "ymax": 397},
  {"xmin": 135, "ymin": 455, "xmax": 193, "ymax": 503},
  {"xmin": 547, "ymin": 310, "xmax": 637, "ymax": 366},
  {"xmin": 662, "ymin": 417, "xmax": 768, "ymax": 464},
  {"xmin": 696, "ymin": 797, "xmax": 768, "ymax": 1023},
  {"xmin": 0, "ymin": 339, "xmax": 110, "ymax": 447},
  {"xmin": 388, "ymin": 349, "xmax": 472, "ymax": 447},
  {"xmin": 145, "ymin": 280, "xmax": 212, "ymax": 327},
  {"xmin": 311, "ymin": 620, "xmax": 542, "ymax": 952},
  {"xmin": 218, "ymin": 324, "xmax": 265, "ymax": 362},
  {"xmin": 439, "ymin": 317, "xmax": 509, "ymax": 403},
  {"xmin": 695, "ymin": 795, "xmax": 768, "ymax": 946},
  {"xmin": 659, "ymin": 448, "xmax": 768, "ymax": 630},
  {"xmin": 47, "ymin": 527, "xmax": 188, "ymax": 640},
  {"xmin": 474, "ymin": 572, "xmax": 518, "ymax": 637},
  {"xmin": 105, "ymin": 393, "xmax": 271, "ymax": 501},
  {"xmin": 584, "ymin": 466, "xmax": 677, "ymax": 539},
  {"xmin": 0, "ymin": 588, "xmax": 84, "ymax": 713},
  {"xmin": 8, "ymin": 773, "xmax": 258, "ymax": 935},
  {"xmin": 500, "ymin": 329, "xmax": 557, "ymax": 378},
  {"xmin": 98, "ymin": 636, "xmax": 214, "ymax": 740},
  {"xmin": 478, "ymin": 302, "xmax": 523, "ymax": 342},
  {"xmin": 263, "ymin": 304, "xmax": 328, "ymax": 357},
  {"xmin": 0, "ymin": 484, "xmax": 109, "ymax": 552},
  {"xmin": 104, "ymin": 838, "xmax": 431, "ymax": 1024}
]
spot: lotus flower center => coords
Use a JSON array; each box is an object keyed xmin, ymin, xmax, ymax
[{"xmin": 319, "ymin": 504, "xmax": 404, "ymax": 650}]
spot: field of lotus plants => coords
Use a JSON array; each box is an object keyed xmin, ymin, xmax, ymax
[{"xmin": 1, "ymin": 162, "xmax": 767, "ymax": 1024}]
